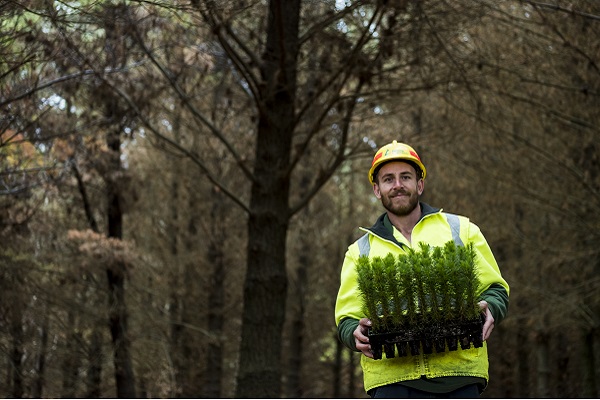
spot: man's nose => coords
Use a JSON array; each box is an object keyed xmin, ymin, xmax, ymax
[{"xmin": 391, "ymin": 177, "xmax": 404, "ymax": 188}]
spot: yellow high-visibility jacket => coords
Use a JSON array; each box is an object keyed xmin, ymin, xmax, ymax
[{"xmin": 335, "ymin": 203, "xmax": 510, "ymax": 393}]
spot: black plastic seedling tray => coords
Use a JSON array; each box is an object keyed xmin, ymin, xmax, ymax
[{"xmin": 368, "ymin": 315, "xmax": 485, "ymax": 360}]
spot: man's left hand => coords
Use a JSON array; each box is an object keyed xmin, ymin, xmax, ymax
[{"xmin": 478, "ymin": 300, "xmax": 495, "ymax": 341}]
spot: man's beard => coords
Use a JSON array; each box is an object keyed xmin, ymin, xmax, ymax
[{"xmin": 381, "ymin": 189, "xmax": 419, "ymax": 217}]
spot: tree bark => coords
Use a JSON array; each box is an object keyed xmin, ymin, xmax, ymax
[
  {"xmin": 178, "ymin": 176, "xmax": 203, "ymax": 398},
  {"xmin": 516, "ymin": 329, "xmax": 530, "ymax": 398},
  {"xmin": 194, "ymin": 189, "xmax": 226, "ymax": 397},
  {"xmin": 554, "ymin": 332, "xmax": 569, "ymax": 398},
  {"xmin": 86, "ymin": 328, "xmax": 103, "ymax": 398},
  {"xmin": 73, "ymin": 159, "xmax": 104, "ymax": 399},
  {"xmin": 333, "ymin": 335, "xmax": 342, "ymax": 398},
  {"xmin": 31, "ymin": 311, "xmax": 49, "ymax": 398},
  {"xmin": 235, "ymin": 1, "xmax": 301, "ymax": 397},
  {"xmin": 286, "ymin": 259, "xmax": 307, "ymax": 398},
  {"xmin": 9, "ymin": 302, "xmax": 24, "ymax": 399},
  {"xmin": 535, "ymin": 330, "xmax": 550, "ymax": 398},
  {"xmin": 581, "ymin": 327, "xmax": 598, "ymax": 398},
  {"xmin": 167, "ymin": 163, "xmax": 183, "ymax": 398},
  {"xmin": 106, "ymin": 128, "xmax": 137, "ymax": 398},
  {"xmin": 203, "ymin": 228, "xmax": 225, "ymax": 398},
  {"xmin": 61, "ymin": 312, "xmax": 80, "ymax": 398},
  {"xmin": 348, "ymin": 350, "xmax": 357, "ymax": 398},
  {"xmin": 106, "ymin": 262, "xmax": 136, "ymax": 398},
  {"xmin": 286, "ymin": 172, "xmax": 311, "ymax": 398}
]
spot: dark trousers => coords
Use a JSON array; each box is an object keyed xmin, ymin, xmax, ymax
[{"xmin": 369, "ymin": 383, "xmax": 480, "ymax": 399}]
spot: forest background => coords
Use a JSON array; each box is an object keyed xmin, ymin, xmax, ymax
[{"xmin": 1, "ymin": 0, "xmax": 599, "ymax": 398}]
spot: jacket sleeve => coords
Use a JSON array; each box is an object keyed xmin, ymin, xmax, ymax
[
  {"xmin": 479, "ymin": 283, "xmax": 509, "ymax": 325},
  {"xmin": 467, "ymin": 220, "xmax": 510, "ymax": 294},
  {"xmin": 335, "ymin": 242, "xmax": 366, "ymax": 326},
  {"xmin": 338, "ymin": 318, "xmax": 360, "ymax": 351}
]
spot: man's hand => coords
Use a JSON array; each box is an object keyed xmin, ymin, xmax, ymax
[
  {"xmin": 479, "ymin": 300, "xmax": 495, "ymax": 341},
  {"xmin": 353, "ymin": 318, "xmax": 374, "ymax": 358}
]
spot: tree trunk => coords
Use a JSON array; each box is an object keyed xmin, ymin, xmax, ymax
[
  {"xmin": 86, "ymin": 328, "xmax": 103, "ymax": 398},
  {"xmin": 9, "ymin": 303, "xmax": 24, "ymax": 399},
  {"xmin": 286, "ymin": 173, "xmax": 311, "ymax": 398},
  {"xmin": 31, "ymin": 311, "xmax": 49, "ymax": 398},
  {"xmin": 535, "ymin": 330, "xmax": 550, "ymax": 398},
  {"xmin": 167, "ymin": 167, "xmax": 183, "ymax": 398},
  {"xmin": 581, "ymin": 327, "xmax": 598, "ymax": 398},
  {"xmin": 516, "ymin": 329, "xmax": 530, "ymax": 398},
  {"xmin": 348, "ymin": 349, "xmax": 356, "ymax": 398},
  {"xmin": 286, "ymin": 259, "xmax": 307, "ymax": 398},
  {"xmin": 177, "ymin": 178, "xmax": 203, "ymax": 398},
  {"xmin": 203, "ymin": 229, "xmax": 225, "ymax": 398},
  {"xmin": 554, "ymin": 332, "xmax": 569, "ymax": 398},
  {"xmin": 168, "ymin": 271, "xmax": 183, "ymax": 398},
  {"xmin": 177, "ymin": 261, "xmax": 203, "ymax": 398},
  {"xmin": 61, "ymin": 312, "xmax": 80, "ymax": 398},
  {"xmin": 333, "ymin": 335, "xmax": 342, "ymax": 398},
  {"xmin": 72, "ymin": 160, "xmax": 99, "ymax": 233},
  {"xmin": 106, "ymin": 262, "xmax": 136, "ymax": 398},
  {"xmin": 73, "ymin": 156, "xmax": 103, "ymax": 399},
  {"xmin": 106, "ymin": 128, "xmax": 136, "ymax": 398},
  {"xmin": 197, "ymin": 189, "xmax": 226, "ymax": 397},
  {"xmin": 235, "ymin": 0, "xmax": 301, "ymax": 397}
]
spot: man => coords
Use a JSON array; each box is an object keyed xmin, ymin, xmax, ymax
[{"xmin": 335, "ymin": 141, "xmax": 509, "ymax": 398}]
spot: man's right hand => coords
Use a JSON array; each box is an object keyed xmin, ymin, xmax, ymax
[{"xmin": 353, "ymin": 318, "xmax": 374, "ymax": 358}]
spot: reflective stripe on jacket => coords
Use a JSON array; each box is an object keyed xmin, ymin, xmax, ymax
[{"xmin": 334, "ymin": 203, "xmax": 510, "ymax": 392}]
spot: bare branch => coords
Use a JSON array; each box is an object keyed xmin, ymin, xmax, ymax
[
  {"xmin": 103, "ymin": 77, "xmax": 251, "ymax": 214},
  {"xmin": 126, "ymin": 16, "xmax": 256, "ymax": 184},
  {"xmin": 522, "ymin": 0, "xmax": 600, "ymax": 21}
]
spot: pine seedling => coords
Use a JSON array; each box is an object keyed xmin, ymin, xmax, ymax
[
  {"xmin": 406, "ymin": 247, "xmax": 429, "ymax": 328},
  {"xmin": 422, "ymin": 243, "xmax": 442, "ymax": 323},
  {"xmin": 416, "ymin": 243, "xmax": 436, "ymax": 322},
  {"xmin": 371, "ymin": 256, "xmax": 392, "ymax": 331},
  {"xmin": 397, "ymin": 251, "xmax": 418, "ymax": 326},
  {"xmin": 441, "ymin": 241, "xmax": 465, "ymax": 320},
  {"xmin": 433, "ymin": 245, "xmax": 453, "ymax": 322},
  {"xmin": 459, "ymin": 243, "xmax": 481, "ymax": 320},
  {"xmin": 382, "ymin": 253, "xmax": 404, "ymax": 327},
  {"xmin": 356, "ymin": 255, "xmax": 379, "ymax": 330},
  {"xmin": 442, "ymin": 241, "xmax": 481, "ymax": 322},
  {"xmin": 456, "ymin": 265, "xmax": 470, "ymax": 320}
]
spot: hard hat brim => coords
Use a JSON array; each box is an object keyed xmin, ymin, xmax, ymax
[{"xmin": 369, "ymin": 157, "xmax": 426, "ymax": 184}]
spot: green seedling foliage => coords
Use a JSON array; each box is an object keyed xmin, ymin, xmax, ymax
[
  {"xmin": 405, "ymin": 248, "xmax": 419, "ymax": 307},
  {"xmin": 356, "ymin": 255, "xmax": 379, "ymax": 329},
  {"xmin": 443, "ymin": 241, "xmax": 465, "ymax": 320},
  {"xmin": 416, "ymin": 243, "xmax": 436, "ymax": 322},
  {"xmin": 382, "ymin": 253, "xmax": 403, "ymax": 327},
  {"xmin": 355, "ymin": 240, "xmax": 481, "ymax": 335},
  {"xmin": 372, "ymin": 256, "xmax": 392, "ymax": 331},
  {"xmin": 460, "ymin": 243, "xmax": 481, "ymax": 319},
  {"xmin": 397, "ymin": 252, "xmax": 418, "ymax": 325},
  {"xmin": 433, "ymin": 245, "xmax": 453, "ymax": 322},
  {"xmin": 441, "ymin": 242, "xmax": 456, "ymax": 315},
  {"xmin": 454, "ymin": 263, "xmax": 468, "ymax": 320},
  {"xmin": 406, "ymin": 247, "xmax": 428, "ymax": 329},
  {"xmin": 422, "ymin": 243, "xmax": 442, "ymax": 322}
]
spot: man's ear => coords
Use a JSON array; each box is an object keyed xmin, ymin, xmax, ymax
[
  {"xmin": 417, "ymin": 179, "xmax": 424, "ymax": 196},
  {"xmin": 373, "ymin": 183, "xmax": 382, "ymax": 199}
]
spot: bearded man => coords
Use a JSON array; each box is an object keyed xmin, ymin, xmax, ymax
[{"xmin": 334, "ymin": 141, "xmax": 510, "ymax": 398}]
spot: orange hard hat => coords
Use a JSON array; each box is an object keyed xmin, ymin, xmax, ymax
[{"xmin": 368, "ymin": 141, "xmax": 426, "ymax": 184}]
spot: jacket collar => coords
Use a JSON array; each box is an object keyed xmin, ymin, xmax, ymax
[{"xmin": 364, "ymin": 202, "xmax": 441, "ymax": 246}]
